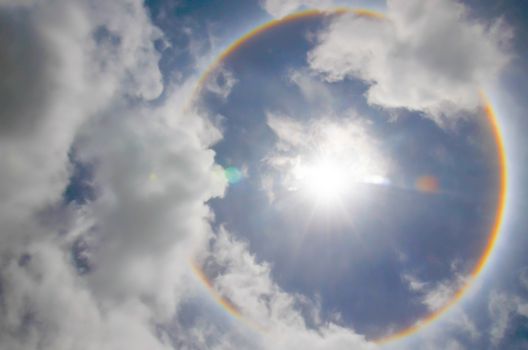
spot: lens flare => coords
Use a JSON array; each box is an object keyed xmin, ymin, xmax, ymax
[
  {"xmin": 416, "ymin": 175, "xmax": 440, "ymax": 193},
  {"xmin": 224, "ymin": 166, "xmax": 243, "ymax": 184}
]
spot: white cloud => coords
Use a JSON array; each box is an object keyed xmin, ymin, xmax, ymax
[
  {"xmin": 395, "ymin": 305, "xmax": 480, "ymax": 350},
  {"xmin": 307, "ymin": 0, "xmax": 512, "ymax": 125},
  {"xmin": 198, "ymin": 228, "xmax": 378, "ymax": 350},
  {"xmin": 205, "ymin": 66, "xmax": 238, "ymax": 99},
  {"xmin": 0, "ymin": 241, "xmax": 174, "ymax": 350},
  {"xmin": 449, "ymin": 310, "xmax": 480, "ymax": 341},
  {"xmin": 288, "ymin": 69, "xmax": 336, "ymax": 113},
  {"xmin": 0, "ymin": 0, "xmax": 228, "ymax": 349},
  {"xmin": 0, "ymin": 0, "xmax": 164, "ymax": 253},
  {"xmin": 422, "ymin": 279, "xmax": 463, "ymax": 312},
  {"xmin": 488, "ymin": 291, "xmax": 512, "ymax": 346},
  {"xmin": 488, "ymin": 291, "xmax": 528, "ymax": 346},
  {"xmin": 259, "ymin": 0, "xmax": 385, "ymax": 19},
  {"xmin": 519, "ymin": 267, "xmax": 528, "ymax": 291},
  {"xmin": 402, "ymin": 272, "xmax": 468, "ymax": 312},
  {"xmin": 260, "ymin": 0, "xmax": 335, "ymax": 18},
  {"xmin": 72, "ymin": 92, "xmax": 226, "ymax": 316}
]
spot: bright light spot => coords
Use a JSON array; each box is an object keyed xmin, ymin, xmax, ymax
[
  {"xmin": 294, "ymin": 159, "xmax": 350, "ymax": 204},
  {"xmin": 363, "ymin": 174, "xmax": 391, "ymax": 186},
  {"xmin": 265, "ymin": 116, "xmax": 392, "ymax": 206}
]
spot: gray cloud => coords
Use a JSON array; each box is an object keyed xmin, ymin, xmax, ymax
[
  {"xmin": 0, "ymin": 0, "xmax": 164, "ymax": 254},
  {"xmin": 73, "ymin": 96, "xmax": 226, "ymax": 313},
  {"xmin": 0, "ymin": 0, "xmax": 221, "ymax": 349},
  {"xmin": 0, "ymin": 241, "xmax": 175, "ymax": 350},
  {"xmin": 0, "ymin": 10, "xmax": 54, "ymax": 137}
]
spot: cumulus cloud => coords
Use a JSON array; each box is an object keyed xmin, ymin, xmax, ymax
[
  {"xmin": 307, "ymin": 0, "xmax": 512, "ymax": 124},
  {"xmin": 0, "ymin": 0, "xmax": 164, "ymax": 253},
  {"xmin": 72, "ymin": 93, "xmax": 226, "ymax": 312},
  {"xmin": 0, "ymin": 0, "xmax": 227, "ymax": 349},
  {"xmin": 0, "ymin": 241, "xmax": 175, "ymax": 350}
]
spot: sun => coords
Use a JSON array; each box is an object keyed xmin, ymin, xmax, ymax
[
  {"xmin": 293, "ymin": 158, "xmax": 350, "ymax": 204},
  {"xmin": 266, "ymin": 117, "xmax": 390, "ymax": 207}
]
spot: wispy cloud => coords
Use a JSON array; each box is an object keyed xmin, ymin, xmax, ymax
[
  {"xmin": 488, "ymin": 290, "xmax": 528, "ymax": 346},
  {"xmin": 260, "ymin": 0, "xmax": 335, "ymax": 18},
  {"xmin": 259, "ymin": 0, "xmax": 385, "ymax": 19},
  {"xmin": 402, "ymin": 271, "xmax": 468, "ymax": 312},
  {"xmin": 205, "ymin": 66, "xmax": 238, "ymax": 100},
  {"xmin": 198, "ymin": 228, "xmax": 378, "ymax": 350}
]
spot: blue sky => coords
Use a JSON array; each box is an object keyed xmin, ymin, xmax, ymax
[{"xmin": 0, "ymin": 0, "xmax": 527, "ymax": 349}]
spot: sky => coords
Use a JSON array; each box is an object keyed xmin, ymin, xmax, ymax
[{"xmin": 0, "ymin": 0, "xmax": 527, "ymax": 349}]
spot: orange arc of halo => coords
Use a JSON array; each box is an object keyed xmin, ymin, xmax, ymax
[{"xmin": 188, "ymin": 8, "xmax": 508, "ymax": 345}]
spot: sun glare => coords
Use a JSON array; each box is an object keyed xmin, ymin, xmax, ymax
[
  {"xmin": 294, "ymin": 159, "xmax": 350, "ymax": 204},
  {"xmin": 269, "ymin": 117, "xmax": 390, "ymax": 206}
]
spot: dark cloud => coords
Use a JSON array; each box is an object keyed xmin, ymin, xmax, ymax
[{"xmin": 0, "ymin": 9, "xmax": 54, "ymax": 137}]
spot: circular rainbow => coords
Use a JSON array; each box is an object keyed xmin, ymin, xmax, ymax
[{"xmin": 189, "ymin": 9, "xmax": 508, "ymax": 344}]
